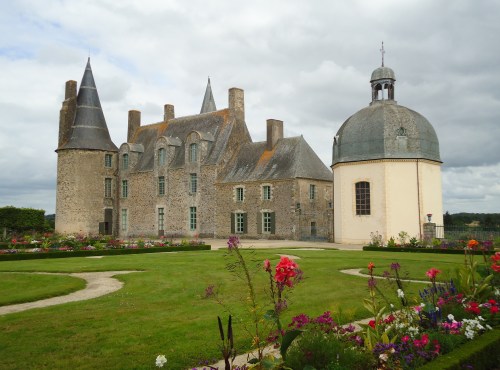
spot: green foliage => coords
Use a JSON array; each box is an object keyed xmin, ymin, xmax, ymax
[
  {"xmin": 368, "ymin": 231, "xmax": 383, "ymax": 247},
  {"xmin": 0, "ymin": 206, "xmax": 45, "ymax": 232},
  {"xmin": 387, "ymin": 237, "xmax": 397, "ymax": 248},
  {"xmin": 284, "ymin": 330, "xmax": 375, "ymax": 370}
]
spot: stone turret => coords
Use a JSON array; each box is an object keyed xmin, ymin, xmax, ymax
[{"xmin": 56, "ymin": 58, "xmax": 117, "ymax": 236}]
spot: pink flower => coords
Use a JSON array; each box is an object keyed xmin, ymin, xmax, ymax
[
  {"xmin": 425, "ymin": 268, "xmax": 441, "ymax": 280},
  {"xmin": 263, "ymin": 259, "xmax": 271, "ymax": 272},
  {"xmin": 401, "ymin": 335, "xmax": 410, "ymax": 343}
]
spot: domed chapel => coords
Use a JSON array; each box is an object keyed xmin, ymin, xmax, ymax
[{"xmin": 332, "ymin": 49, "xmax": 443, "ymax": 244}]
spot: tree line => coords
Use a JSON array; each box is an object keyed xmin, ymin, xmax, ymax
[{"xmin": 443, "ymin": 212, "xmax": 500, "ymax": 228}]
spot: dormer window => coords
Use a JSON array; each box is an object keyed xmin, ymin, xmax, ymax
[
  {"xmin": 122, "ymin": 154, "xmax": 129, "ymax": 170},
  {"xmin": 189, "ymin": 143, "xmax": 198, "ymax": 162},
  {"xmin": 158, "ymin": 148, "xmax": 166, "ymax": 166}
]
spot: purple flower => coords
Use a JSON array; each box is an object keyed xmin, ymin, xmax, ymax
[
  {"xmin": 390, "ymin": 262, "xmax": 401, "ymax": 271},
  {"xmin": 227, "ymin": 235, "xmax": 240, "ymax": 250},
  {"xmin": 368, "ymin": 278, "xmax": 377, "ymax": 288}
]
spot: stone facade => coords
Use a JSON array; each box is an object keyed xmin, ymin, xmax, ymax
[{"xmin": 56, "ymin": 60, "xmax": 333, "ymax": 240}]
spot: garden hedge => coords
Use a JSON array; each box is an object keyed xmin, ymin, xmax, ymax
[
  {"xmin": 0, "ymin": 245, "xmax": 211, "ymax": 261},
  {"xmin": 363, "ymin": 246, "xmax": 496, "ymax": 255},
  {"xmin": 0, "ymin": 206, "xmax": 45, "ymax": 232},
  {"xmin": 418, "ymin": 328, "xmax": 500, "ymax": 370}
]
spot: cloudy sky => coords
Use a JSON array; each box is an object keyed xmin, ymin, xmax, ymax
[{"xmin": 1, "ymin": 0, "xmax": 499, "ymax": 215}]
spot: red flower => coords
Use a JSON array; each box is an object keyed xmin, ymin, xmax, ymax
[
  {"xmin": 425, "ymin": 268, "xmax": 441, "ymax": 280},
  {"xmin": 467, "ymin": 239, "xmax": 479, "ymax": 249},
  {"xmin": 275, "ymin": 256, "xmax": 299, "ymax": 287},
  {"xmin": 491, "ymin": 306, "xmax": 499, "ymax": 315},
  {"xmin": 401, "ymin": 335, "xmax": 410, "ymax": 343},
  {"xmin": 368, "ymin": 320, "xmax": 376, "ymax": 329},
  {"xmin": 384, "ymin": 314, "xmax": 395, "ymax": 324},
  {"xmin": 492, "ymin": 264, "xmax": 500, "ymax": 273},
  {"xmin": 465, "ymin": 301, "xmax": 481, "ymax": 315},
  {"xmin": 368, "ymin": 262, "xmax": 375, "ymax": 272}
]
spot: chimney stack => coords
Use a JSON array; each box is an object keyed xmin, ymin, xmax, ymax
[
  {"xmin": 266, "ymin": 119, "xmax": 283, "ymax": 150},
  {"xmin": 65, "ymin": 80, "xmax": 77, "ymax": 100},
  {"xmin": 164, "ymin": 104, "xmax": 175, "ymax": 121},
  {"xmin": 57, "ymin": 80, "xmax": 77, "ymax": 148},
  {"xmin": 228, "ymin": 88, "xmax": 244, "ymax": 121},
  {"xmin": 128, "ymin": 110, "xmax": 141, "ymax": 142}
]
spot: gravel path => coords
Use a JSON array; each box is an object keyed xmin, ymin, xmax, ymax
[{"xmin": 0, "ymin": 271, "xmax": 141, "ymax": 315}]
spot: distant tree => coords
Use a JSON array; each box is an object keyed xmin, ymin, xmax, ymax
[
  {"xmin": 484, "ymin": 215, "xmax": 494, "ymax": 227},
  {"xmin": 443, "ymin": 211, "xmax": 454, "ymax": 226}
]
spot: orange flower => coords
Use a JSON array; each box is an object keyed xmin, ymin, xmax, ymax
[
  {"xmin": 368, "ymin": 262, "xmax": 375, "ymax": 272},
  {"xmin": 467, "ymin": 239, "xmax": 479, "ymax": 249}
]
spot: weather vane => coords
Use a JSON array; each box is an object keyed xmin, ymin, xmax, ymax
[{"xmin": 380, "ymin": 41, "xmax": 385, "ymax": 67}]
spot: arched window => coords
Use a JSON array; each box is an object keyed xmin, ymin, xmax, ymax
[
  {"xmin": 355, "ymin": 181, "xmax": 370, "ymax": 215},
  {"xmin": 189, "ymin": 143, "xmax": 198, "ymax": 162}
]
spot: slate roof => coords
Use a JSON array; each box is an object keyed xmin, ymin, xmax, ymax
[
  {"xmin": 200, "ymin": 78, "xmax": 217, "ymax": 113},
  {"xmin": 221, "ymin": 136, "xmax": 332, "ymax": 183},
  {"xmin": 130, "ymin": 109, "xmax": 233, "ymax": 172},
  {"xmin": 59, "ymin": 58, "xmax": 118, "ymax": 152}
]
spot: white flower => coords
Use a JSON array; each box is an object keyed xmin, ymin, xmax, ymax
[
  {"xmin": 397, "ymin": 289, "xmax": 405, "ymax": 298},
  {"xmin": 447, "ymin": 314, "xmax": 455, "ymax": 321},
  {"xmin": 390, "ymin": 303, "xmax": 395, "ymax": 308},
  {"xmin": 486, "ymin": 324, "xmax": 493, "ymax": 330},
  {"xmin": 478, "ymin": 316, "xmax": 484, "ymax": 321},
  {"xmin": 156, "ymin": 355, "xmax": 167, "ymax": 368},
  {"xmin": 379, "ymin": 353, "xmax": 389, "ymax": 362}
]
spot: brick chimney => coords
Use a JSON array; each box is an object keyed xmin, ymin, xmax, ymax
[
  {"xmin": 128, "ymin": 110, "xmax": 141, "ymax": 142},
  {"xmin": 266, "ymin": 119, "xmax": 283, "ymax": 150},
  {"xmin": 57, "ymin": 80, "xmax": 77, "ymax": 148}
]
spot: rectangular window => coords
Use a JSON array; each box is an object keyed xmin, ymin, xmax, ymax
[
  {"xmin": 262, "ymin": 185, "xmax": 271, "ymax": 200},
  {"xmin": 121, "ymin": 209, "xmax": 128, "ymax": 231},
  {"xmin": 121, "ymin": 180, "xmax": 128, "ymax": 198},
  {"xmin": 189, "ymin": 143, "xmax": 198, "ymax": 162},
  {"xmin": 355, "ymin": 181, "xmax": 371, "ymax": 215},
  {"xmin": 122, "ymin": 154, "xmax": 129, "ymax": 170},
  {"xmin": 190, "ymin": 173, "xmax": 198, "ymax": 193},
  {"xmin": 158, "ymin": 176, "xmax": 165, "ymax": 196},
  {"xmin": 105, "ymin": 154, "xmax": 112, "ymax": 168},
  {"xmin": 309, "ymin": 184, "xmax": 316, "ymax": 200},
  {"xmin": 158, "ymin": 148, "xmax": 166, "ymax": 166},
  {"xmin": 158, "ymin": 208, "xmax": 164, "ymax": 231},
  {"xmin": 235, "ymin": 213, "xmax": 245, "ymax": 233},
  {"xmin": 104, "ymin": 178, "xmax": 112, "ymax": 198},
  {"xmin": 189, "ymin": 207, "xmax": 197, "ymax": 230},
  {"xmin": 263, "ymin": 212, "xmax": 272, "ymax": 233},
  {"xmin": 236, "ymin": 187, "xmax": 244, "ymax": 202}
]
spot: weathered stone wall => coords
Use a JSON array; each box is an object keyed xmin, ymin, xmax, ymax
[
  {"xmin": 56, "ymin": 150, "xmax": 117, "ymax": 235},
  {"xmin": 215, "ymin": 179, "xmax": 332, "ymax": 240}
]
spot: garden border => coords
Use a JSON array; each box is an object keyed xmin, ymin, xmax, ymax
[
  {"xmin": 417, "ymin": 328, "xmax": 500, "ymax": 369},
  {"xmin": 362, "ymin": 246, "xmax": 496, "ymax": 255},
  {"xmin": 0, "ymin": 245, "xmax": 211, "ymax": 261}
]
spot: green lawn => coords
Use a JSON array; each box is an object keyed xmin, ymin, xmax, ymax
[
  {"xmin": 0, "ymin": 248, "xmax": 465, "ymax": 369},
  {"xmin": 0, "ymin": 273, "xmax": 86, "ymax": 306}
]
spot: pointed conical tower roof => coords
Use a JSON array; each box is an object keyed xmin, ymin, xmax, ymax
[
  {"xmin": 200, "ymin": 77, "xmax": 217, "ymax": 113},
  {"xmin": 60, "ymin": 58, "xmax": 118, "ymax": 151}
]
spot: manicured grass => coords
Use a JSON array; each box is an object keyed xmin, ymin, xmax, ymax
[
  {"xmin": 0, "ymin": 273, "xmax": 86, "ymax": 306},
  {"xmin": 0, "ymin": 249, "xmax": 465, "ymax": 369}
]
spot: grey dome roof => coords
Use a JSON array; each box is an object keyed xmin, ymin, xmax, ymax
[
  {"xmin": 370, "ymin": 66, "xmax": 395, "ymax": 82},
  {"xmin": 333, "ymin": 100, "xmax": 441, "ymax": 165}
]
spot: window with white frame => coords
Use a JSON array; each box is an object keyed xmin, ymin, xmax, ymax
[
  {"xmin": 262, "ymin": 185, "xmax": 271, "ymax": 200},
  {"xmin": 158, "ymin": 208, "xmax": 164, "ymax": 231},
  {"xmin": 190, "ymin": 173, "xmax": 197, "ymax": 193},
  {"xmin": 121, "ymin": 180, "xmax": 128, "ymax": 198},
  {"xmin": 263, "ymin": 212, "xmax": 272, "ymax": 233},
  {"xmin": 158, "ymin": 176, "xmax": 165, "ymax": 196},
  {"xmin": 189, "ymin": 207, "xmax": 197, "ymax": 230},
  {"xmin": 122, "ymin": 154, "xmax": 129, "ymax": 170},
  {"xmin": 105, "ymin": 154, "xmax": 112, "ymax": 168},
  {"xmin": 189, "ymin": 143, "xmax": 198, "ymax": 162},
  {"xmin": 104, "ymin": 178, "xmax": 112, "ymax": 198},
  {"xmin": 235, "ymin": 213, "xmax": 245, "ymax": 233},
  {"xmin": 235, "ymin": 187, "xmax": 244, "ymax": 202},
  {"xmin": 121, "ymin": 209, "xmax": 128, "ymax": 231},
  {"xmin": 158, "ymin": 148, "xmax": 166, "ymax": 166}
]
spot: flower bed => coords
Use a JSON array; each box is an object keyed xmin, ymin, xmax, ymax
[
  {"xmin": 363, "ymin": 246, "xmax": 496, "ymax": 255},
  {"xmin": 184, "ymin": 238, "xmax": 500, "ymax": 370}
]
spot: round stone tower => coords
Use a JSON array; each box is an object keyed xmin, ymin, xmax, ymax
[
  {"xmin": 332, "ymin": 62, "xmax": 443, "ymax": 244},
  {"xmin": 55, "ymin": 58, "xmax": 118, "ymax": 235}
]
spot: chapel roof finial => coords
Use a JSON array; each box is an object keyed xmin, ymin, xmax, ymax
[{"xmin": 380, "ymin": 41, "xmax": 385, "ymax": 67}]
